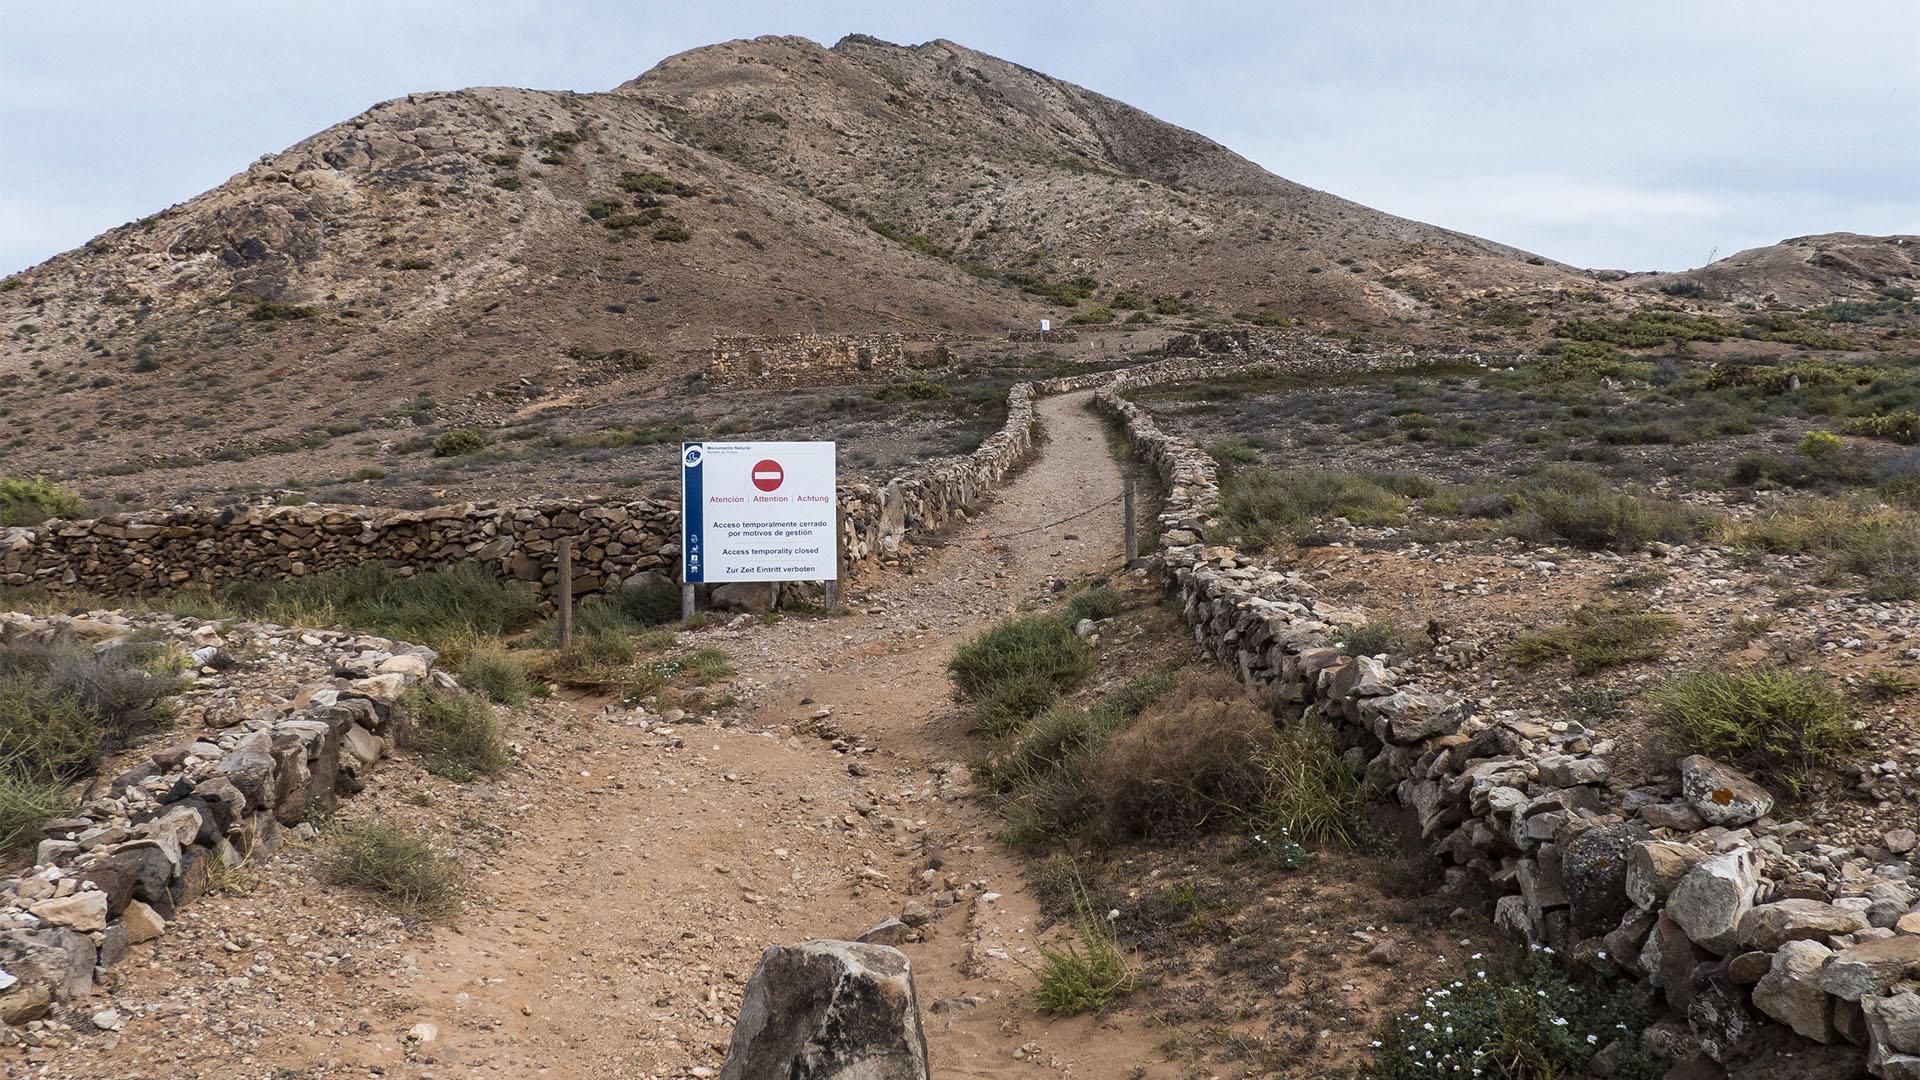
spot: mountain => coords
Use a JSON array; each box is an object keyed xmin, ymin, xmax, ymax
[{"xmin": 0, "ymin": 34, "xmax": 1903, "ymax": 506}]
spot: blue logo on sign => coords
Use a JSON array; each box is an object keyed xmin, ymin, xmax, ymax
[{"xmin": 682, "ymin": 445, "xmax": 704, "ymax": 468}]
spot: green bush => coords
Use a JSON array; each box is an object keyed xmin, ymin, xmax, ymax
[
  {"xmin": 459, "ymin": 648, "xmax": 528, "ymax": 707},
  {"xmin": 1798, "ymin": 430, "xmax": 1844, "ymax": 459},
  {"xmin": 1063, "ymin": 587, "xmax": 1123, "ymax": 624},
  {"xmin": 218, "ymin": 563, "xmax": 541, "ymax": 650},
  {"xmin": 1832, "ymin": 522, "xmax": 1920, "ymax": 600},
  {"xmin": 1651, "ymin": 666, "xmax": 1858, "ymax": 790},
  {"xmin": 1255, "ymin": 718, "xmax": 1364, "ymax": 846},
  {"xmin": 1375, "ymin": 960, "xmax": 1665, "ymax": 1080},
  {"xmin": 0, "ymin": 643, "xmax": 183, "ymax": 781},
  {"xmin": 1218, "ymin": 468, "xmax": 1409, "ymax": 550},
  {"xmin": 948, "ymin": 615, "xmax": 1091, "ymax": 736},
  {"xmin": 1338, "ymin": 621, "xmax": 1401, "ymax": 658},
  {"xmin": 1508, "ymin": 603, "xmax": 1678, "ymax": 672},
  {"xmin": 1845, "ymin": 412, "xmax": 1920, "ymax": 444},
  {"xmin": 396, "ymin": 684, "xmax": 508, "ymax": 781},
  {"xmin": 1507, "ymin": 468, "xmax": 1699, "ymax": 551},
  {"xmin": 1031, "ymin": 875, "xmax": 1133, "ymax": 1015},
  {"xmin": 432, "ymin": 429, "xmax": 487, "ymax": 457},
  {"xmin": 608, "ymin": 576, "xmax": 683, "ymax": 627},
  {"xmin": 0, "ymin": 770, "xmax": 72, "ymax": 851},
  {"xmin": 323, "ymin": 818, "xmax": 465, "ymax": 918},
  {"xmin": 0, "ymin": 476, "xmax": 85, "ymax": 526}
]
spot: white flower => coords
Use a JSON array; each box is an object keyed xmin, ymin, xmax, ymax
[{"xmin": 1587, "ymin": 1034, "xmax": 1599, "ymax": 1044}]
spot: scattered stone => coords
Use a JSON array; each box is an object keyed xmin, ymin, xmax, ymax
[
  {"xmin": 1364, "ymin": 938, "xmax": 1402, "ymax": 966},
  {"xmin": 119, "ymin": 901, "xmax": 166, "ymax": 945},
  {"xmin": 1888, "ymin": 829, "xmax": 1919, "ymax": 856},
  {"xmin": 90, "ymin": 1009, "xmax": 123, "ymax": 1031},
  {"xmin": 857, "ymin": 919, "xmax": 911, "ymax": 947}
]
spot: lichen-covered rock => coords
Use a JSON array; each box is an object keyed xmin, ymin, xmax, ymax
[
  {"xmin": 720, "ymin": 939, "xmax": 929, "ymax": 1080},
  {"xmin": 1680, "ymin": 755, "xmax": 1774, "ymax": 827},
  {"xmin": 1562, "ymin": 822, "xmax": 1649, "ymax": 938}
]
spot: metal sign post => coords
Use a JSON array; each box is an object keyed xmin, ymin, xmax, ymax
[{"xmin": 682, "ymin": 440, "xmax": 839, "ymax": 614}]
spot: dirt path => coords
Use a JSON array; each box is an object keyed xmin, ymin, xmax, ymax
[{"xmin": 62, "ymin": 391, "xmax": 1183, "ymax": 1080}]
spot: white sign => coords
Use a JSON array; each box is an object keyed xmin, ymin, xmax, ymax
[
  {"xmin": 1039, "ymin": 318, "xmax": 1051, "ymax": 332},
  {"xmin": 681, "ymin": 441, "xmax": 837, "ymax": 583}
]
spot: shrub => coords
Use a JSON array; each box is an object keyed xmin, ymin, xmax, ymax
[
  {"xmin": 1255, "ymin": 718, "xmax": 1364, "ymax": 846},
  {"xmin": 432, "ymin": 429, "xmax": 487, "ymax": 457},
  {"xmin": 1507, "ymin": 468, "xmax": 1699, "ymax": 551},
  {"xmin": 1206, "ymin": 437, "xmax": 1261, "ymax": 469},
  {"xmin": 459, "ymin": 648, "xmax": 528, "ymax": 707},
  {"xmin": 1063, "ymin": 587, "xmax": 1123, "ymax": 624},
  {"xmin": 396, "ymin": 684, "xmax": 508, "ymax": 780},
  {"xmin": 1508, "ymin": 603, "xmax": 1678, "ymax": 672},
  {"xmin": 218, "ymin": 563, "xmax": 540, "ymax": 651},
  {"xmin": 1831, "ymin": 522, "xmax": 1920, "ymax": 600},
  {"xmin": 1086, "ymin": 673, "xmax": 1276, "ymax": 841},
  {"xmin": 1031, "ymin": 874, "xmax": 1133, "ymax": 1015},
  {"xmin": 1651, "ymin": 666, "xmax": 1858, "ymax": 790},
  {"xmin": 0, "ymin": 770, "xmax": 72, "ymax": 851},
  {"xmin": 651, "ymin": 225, "xmax": 691, "ymax": 243},
  {"xmin": 1218, "ymin": 468, "xmax": 1408, "ymax": 550},
  {"xmin": 1375, "ymin": 960, "xmax": 1665, "ymax": 1080},
  {"xmin": 1845, "ymin": 412, "xmax": 1920, "ymax": 444},
  {"xmin": 609, "ymin": 576, "xmax": 682, "ymax": 626},
  {"xmin": 1798, "ymin": 430, "xmax": 1844, "ymax": 459},
  {"xmin": 0, "ymin": 643, "xmax": 183, "ymax": 781},
  {"xmin": 948, "ymin": 615, "xmax": 1091, "ymax": 736},
  {"xmin": 0, "ymin": 476, "xmax": 85, "ymax": 525},
  {"xmin": 322, "ymin": 818, "xmax": 464, "ymax": 918},
  {"xmin": 1338, "ymin": 621, "xmax": 1400, "ymax": 658}
]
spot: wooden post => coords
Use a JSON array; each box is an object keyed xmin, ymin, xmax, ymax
[
  {"xmin": 556, "ymin": 539, "xmax": 573, "ymax": 650},
  {"xmin": 1123, "ymin": 476, "xmax": 1138, "ymax": 565},
  {"xmin": 824, "ymin": 503, "xmax": 847, "ymax": 612},
  {"xmin": 681, "ymin": 582, "xmax": 696, "ymax": 622}
]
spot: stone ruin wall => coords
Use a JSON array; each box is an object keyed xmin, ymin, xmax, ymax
[
  {"xmin": 1, "ymin": 385, "xmax": 1038, "ymax": 608},
  {"xmin": 705, "ymin": 332, "xmax": 954, "ymax": 389},
  {"xmin": 0, "ymin": 613, "xmax": 427, "ymax": 1023},
  {"xmin": 1092, "ymin": 365, "xmax": 1920, "ymax": 1078}
]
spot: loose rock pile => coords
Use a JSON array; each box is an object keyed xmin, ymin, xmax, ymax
[
  {"xmin": 1095, "ymin": 376, "xmax": 1920, "ymax": 1077},
  {"xmin": 0, "ymin": 611, "xmax": 437, "ymax": 1027}
]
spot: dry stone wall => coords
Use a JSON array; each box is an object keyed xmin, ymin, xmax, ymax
[
  {"xmin": 706, "ymin": 332, "xmax": 952, "ymax": 389},
  {"xmin": 1, "ymin": 385, "xmax": 1038, "ymax": 607},
  {"xmin": 1093, "ymin": 373, "xmax": 1920, "ymax": 1078},
  {"xmin": 0, "ymin": 611, "xmax": 425, "ymax": 1024}
]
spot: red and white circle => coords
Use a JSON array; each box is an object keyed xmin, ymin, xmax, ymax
[{"xmin": 751, "ymin": 459, "xmax": 784, "ymax": 492}]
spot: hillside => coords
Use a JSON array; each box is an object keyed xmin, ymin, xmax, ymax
[
  {"xmin": 0, "ymin": 34, "xmax": 1909, "ymax": 511},
  {"xmin": 0, "ymin": 35, "xmax": 1590, "ymax": 490}
]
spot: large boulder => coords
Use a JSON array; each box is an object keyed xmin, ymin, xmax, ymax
[
  {"xmin": 1562, "ymin": 822, "xmax": 1649, "ymax": 938},
  {"xmin": 1667, "ymin": 848, "xmax": 1759, "ymax": 954},
  {"xmin": 1753, "ymin": 939, "xmax": 1839, "ymax": 1043},
  {"xmin": 720, "ymin": 940, "xmax": 929, "ymax": 1080}
]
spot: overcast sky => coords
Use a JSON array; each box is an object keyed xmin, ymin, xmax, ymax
[{"xmin": 4, "ymin": 0, "xmax": 1916, "ymax": 277}]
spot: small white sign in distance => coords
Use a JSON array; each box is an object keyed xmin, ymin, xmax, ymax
[{"xmin": 681, "ymin": 441, "xmax": 837, "ymax": 583}]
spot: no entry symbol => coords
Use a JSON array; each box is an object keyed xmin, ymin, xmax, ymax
[{"xmin": 751, "ymin": 459, "xmax": 784, "ymax": 492}]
